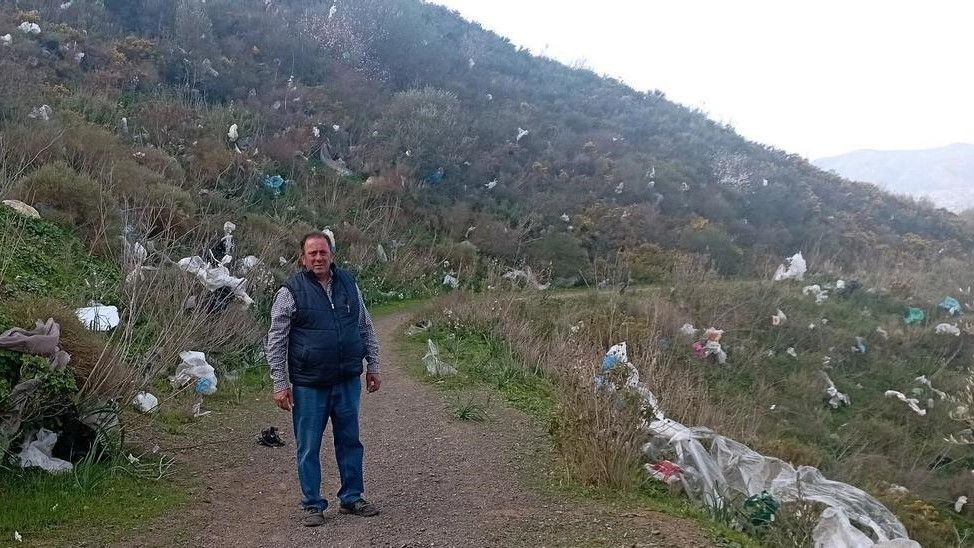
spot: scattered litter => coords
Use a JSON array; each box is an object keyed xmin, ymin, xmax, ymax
[
  {"xmin": 744, "ymin": 491, "xmax": 780, "ymax": 528},
  {"xmin": 516, "ymin": 127, "xmax": 529, "ymax": 142},
  {"xmin": 376, "ymin": 244, "xmax": 388, "ymax": 263},
  {"xmin": 442, "ymin": 274, "xmax": 459, "ymax": 289},
  {"xmin": 692, "ymin": 341, "xmax": 706, "ymax": 358},
  {"xmin": 786, "ymin": 347, "xmax": 798, "ymax": 358},
  {"xmin": 678, "ymin": 323, "xmax": 697, "ymax": 337},
  {"xmin": 423, "ymin": 339, "xmax": 458, "ymax": 376},
  {"xmin": 328, "ymin": 3, "xmax": 337, "ymax": 19},
  {"xmin": 257, "ymin": 426, "xmax": 285, "ymax": 447},
  {"xmin": 19, "ymin": 429, "xmax": 73, "ymax": 474},
  {"xmin": 887, "ymin": 484, "xmax": 910, "ymax": 496},
  {"xmin": 823, "ymin": 372, "xmax": 851, "ymax": 408},
  {"xmin": 904, "ymin": 308, "xmax": 925, "ymax": 325},
  {"xmin": 173, "ymin": 351, "xmax": 218, "ymax": 395},
  {"xmin": 914, "ymin": 376, "xmax": 947, "ymax": 400},
  {"xmin": 132, "ymin": 392, "xmax": 159, "ymax": 413},
  {"xmin": 560, "ymin": 213, "xmax": 570, "ymax": 222},
  {"xmin": 28, "ymin": 105, "xmax": 52, "ymax": 121},
  {"xmin": 227, "ymin": 123, "xmax": 238, "ymax": 142},
  {"xmin": 773, "ymin": 252, "xmax": 807, "ymax": 281},
  {"xmin": 771, "ymin": 309, "xmax": 787, "ymax": 326},
  {"xmin": 769, "ymin": 404, "xmax": 776, "ymax": 410},
  {"xmin": 802, "ymin": 284, "xmax": 829, "ymax": 304},
  {"xmin": 312, "ymin": 126, "xmax": 320, "ymax": 138},
  {"xmin": 405, "ymin": 320, "xmax": 432, "ymax": 336},
  {"xmin": 191, "ymin": 401, "xmax": 211, "ymax": 418},
  {"xmin": 569, "ymin": 320, "xmax": 584, "ymax": 334},
  {"xmin": 956, "ymin": 495, "xmax": 968, "ymax": 513},
  {"xmin": 262, "ymin": 175, "xmax": 285, "ymax": 195},
  {"xmin": 680, "ymin": 182, "xmax": 690, "ymax": 192},
  {"xmin": 876, "ymin": 326, "xmax": 889, "ymax": 339},
  {"xmin": 703, "ymin": 328, "xmax": 726, "ymax": 364},
  {"xmin": 614, "ymin": 182, "xmax": 624, "ymax": 194},
  {"xmin": 808, "ymin": 323, "xmax": 817, "ymax": 330},
  {"xmin": 177, "ymin": 255, "xmax": 254, "ymax": 307},
  {"xmin": 2, "ymin": 199, "xmax": 40, "ymax": 218},
  {"xmin": 332, "ymin": 124, "xmax": 340, "ymax": 132},
  {"xmin": 18, "ymin": 22, "xmax": 40, "ymax": 34},
  {"xmin": 14, "ymin": 531, "xmax": 21, "ymax": 542},
  {"xmin": 940, "ymin": 297, "xmax": 962, "ymax": 316},
  {"xmin": 835, "ymin": 280, "xmax": 846, "ymax": 290},
  {"xmin": 596, "ymin": 342, "xmax": 913, "ymax": 544},
  {"xmin": 852, "ymin": 336, "xmax": 867, "ymax": 354},
  {"xmin": 884, "ymin": 390, "xmax": 926, "ymax": 416},
  {"xmin": 239, "ymin": 255, "xmax": 261, "ymax": 274},
  {"xmin": 936, "ymin": 323, "xmax": 961, "ymax": 336},
  {"xmin": 1, "ymin": 34, "xmax": 11, "ymax": 46},
  {"xmin": 646, "ymin": 460, "xmax": 684, "ymax": 488},
  {"xmin": 484, "ymin": 179, "xmax": 497, "ymax": 190},
  {"xmin": 75, "ymin": 304, "xmax": 120, "ymax": 331},
  {"xmin": 501, "ymin": 267, "xmax": 549, "ymax": 290},
  {"xmin": 0, "ymin": 318, "xmax": 71, "ymax": 370}
]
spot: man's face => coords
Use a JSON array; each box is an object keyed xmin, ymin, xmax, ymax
[{"xmin": 301, "ymin": 236, "xmax": 333, "ymax": 277}]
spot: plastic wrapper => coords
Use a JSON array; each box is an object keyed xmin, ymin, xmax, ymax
[{"xmin": 422, "ymin": 339, "xmax": 458, "ymax": 376}]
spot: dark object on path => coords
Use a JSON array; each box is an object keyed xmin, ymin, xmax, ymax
[{"xmin": 257, "ymin": 426, "xmax": 285, "ymax": 447}]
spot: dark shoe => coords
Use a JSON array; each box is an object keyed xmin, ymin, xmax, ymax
[
  {"xmin": 301, "ymin": 507, "xmax": 325, "ymax": 527},
  {"xmin": 339, "ymin": 499, "xmax": 380, "ymax": 517}
]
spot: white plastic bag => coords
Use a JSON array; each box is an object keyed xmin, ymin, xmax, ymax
[
  {"xmin": 132, "ymin": 391, "xmax": 159, "ymax": 413},
  {"xmin": 174, "ymin": 351, "xmax": 218, "ymax": 395},
  {"xmin": 19, "ymin": 429, "xmax": 73, "ymax": 474},
  {"xmin": 75, "ymin": 304, "xmax": 120, "ymax": 331},
  {"xmin": 773, "ymin": 252, "xmax": 807, "ymax": 281},
  {"xmin": 422, "ymin": 339, "xmax": 458, "ymax": 376}
]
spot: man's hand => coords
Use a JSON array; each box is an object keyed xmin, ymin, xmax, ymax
[
  {"xmin": 273, "ymin": 387, "xmax": 293, "ymax": 411},
  {"xmin": 366, "ymin": 373, "xmax": 382, "ymax": 393}
]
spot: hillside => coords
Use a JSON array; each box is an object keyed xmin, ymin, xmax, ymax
[
  {"xmin": 0, "ymin": 0, "xmax": 971, "ymax": 285},
  {"xmin": 815, "ymin": 143, "xmax": 974, "ymax": 213}
]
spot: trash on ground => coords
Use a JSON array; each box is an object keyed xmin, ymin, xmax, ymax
[
  {"xmin": 18, "ymin": 22, "xmax": 40, "ymax": 34},
  {"xmin": 956, "ymin": 495, "xmax": 968, "ymax": 513},
  {"xmin": 227, "ymin": 123, "xmax": 238, "ymax": 142},
  {"xmin": 173, "ymin": 351, "xmax": 218, "ymax": 395},
  {"xmin": 132, "ymin": 392, "xmax": 159, "ymax": 413},
  {"xmin": 786, "ymin": 347, "xmax": 798, "ymax": 358},
  {"xmin": 679, "ymin": 323, "xmax": 697, "ymax": 337},
  {"xmin": 935, "ymin": 323, "xmax": 961, "ymax": 336},
  {"xmin": 75, "ymin": 304, "xmax": 120, "ymax": 331},
  {"xmin": 773, "ymin": 252, "xmax": 806, "ymax": 281},
  {"xmin": 886, "ymin": 484, "xmax": 910, "ymax": 496},
  {"xmin": 852, "ymin": 336, "xmax": 867, "ymax": 354},
  {"xmin": 262, "ymin": 175, "xmax": 286, "ymax": 195},
  {"xmin": 28, "ymin": 104, "xmax": 52, "ymax": 121},
  {"xmin": 423, "ymin": 339, "xmax": 458, "ymax": 376},
  {"xmin": 501, "ymin": 267, "xmax": 549, "ymax": 290},
  {"xmin": 257, "ymin": 426, "xmax": 285, "ymax": 447},
  {"xmin": 1, "ymin": 34, "xmax": 11, "ymax": 46},
  {"xmin": 14, "ymin": 531, "xmax": 21, "ymax": 542},
  {"xmin": 516, "ymin": 127, "xmax": 529, "ymax": 142},
  {"xmin": 2, "ymin": 199, "xmax": 40, "ymax": 218},
  {"xmin": 884, "ymin": 390, "xmax": 926, "ymax": 416},
  {"xmin": 442, "ymin": 274, "xmax": 459, "ymax": 289},
  {"xmin": 239, "ymin": 255, "xmax": 261, "ymax": 274},
  {"xmin": 560, "ymin": 213, "xmax": 570, "ymax": 222},
  {"xmin": 940, "ymin": 297, "xmax": 962, "ymax": 316},
  {"xmin": 771, "ymin": 309, "xmax": 787, "ymax": 326},
  {"xmin": 596, "ymin": 342, "xmax": 914, "ymax": 545},
  {"xmin": 646, "ymin": 460, "xmax": 684, "ymax": 488},
  {"xmin": 177, "ymin": 255, "xmax": 254, "ymax": 307},
  {"xmin": 914, "ymin": 375, "xmax": 947, "ymax": 400},
  {"xmin": 0, "ymin": 318, "xmax": 70, "ymax": 368},
  {"xmin": 802, "ymin": 284, "xmax": 829, "ymax": 304},
  {"xmin": 484, "ymin": 179, "xmax": 497, "ymax": 190},
  {"xmin": 405, "ymin": 319, "xmax": 431, "ymax": 336},
  {"xmin": 19, "ymin": 429, "xmax": 73, "ymax": 474},
  {"xmin": 191, "ymin": 400, "xmax": 211, "ymax": 418},
  {"xmin": 376, "ymin": 244, "xmax": 388, "ymax": 263},
  {"xmin": 823, "ymin": 372, "xmax": 851, "ymax": 408},
  {"xmin": 876, "ymin": 326, "xmax": 889, "ymax": 339},
  {"xmin": 744, "ymin": 491, "xmax": 780, "ymax": 528},
  {"xmin": 904, "ymin": 308, "xmax": 926, "ymax": 325}
]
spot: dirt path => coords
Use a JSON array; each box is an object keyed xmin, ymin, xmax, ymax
[{"xmin": 123, "ymin": 312, "xmax": 711, "ymax": 547}]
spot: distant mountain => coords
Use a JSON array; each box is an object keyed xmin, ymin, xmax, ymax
[{"xmin": 814, "ymin": 143, "xmax": 974, "ymax": 212}]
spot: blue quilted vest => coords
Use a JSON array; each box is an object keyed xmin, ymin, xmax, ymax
[{"xmin": 283, "ymin": 267, "xmax": 364, "ymax": 387}]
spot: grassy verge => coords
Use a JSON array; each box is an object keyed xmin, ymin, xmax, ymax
[{"xmin": 394, "ymin": 319, "xmax": 754, "ymax": 547}]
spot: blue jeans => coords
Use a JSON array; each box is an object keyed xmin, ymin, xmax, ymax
[{"xmin": 292, "ymin": 377, "xmax": 364, "ymax": 511}]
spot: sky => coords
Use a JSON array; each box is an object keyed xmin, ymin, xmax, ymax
[{"xmin": 428, "ymin": 0, "xmax": 974, "ymax": 159}]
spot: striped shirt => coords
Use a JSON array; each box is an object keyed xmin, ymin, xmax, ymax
[{"xmin": 266, "ymin": 277, "xmax": 381, "ymax": 392}]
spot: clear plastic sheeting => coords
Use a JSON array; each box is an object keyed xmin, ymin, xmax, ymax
[
  {"xmin": 773, "ymin": 252, "xmax": 806, "ymax": 282},
  {"xmin": 813, "ymin": 508, "xmax": 920, "ymax": 548},
  {"xmin": 19, "ymin": 429, "xmax": 73, "ymax": 474},
  {"xmin": 597, "ymin": 341, "xmax": 914, "ymax": 546},
  {"xmin": 422, "ymin": 339, "xmax": 457, "ymax": 376},
  {"xmin": 177, "ymin": 256, "xmax": 254, "ymax": 307}
]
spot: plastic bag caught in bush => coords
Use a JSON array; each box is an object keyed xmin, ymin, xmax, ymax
[
  {"xmin": 773, "ymin": 252, "xmax": 806, "ymax": 281},
  {"xmin": 422, "ymin": 339, "xmax": 457, "ymax": 376}
]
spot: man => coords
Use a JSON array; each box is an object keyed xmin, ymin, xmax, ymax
[{"xmin": 266, "ymin": 231, "xmax": 382, "ymax": 527}]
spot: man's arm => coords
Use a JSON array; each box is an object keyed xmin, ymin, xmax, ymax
[
  {"xmin": 357, "ymin": 286, "xmax": 381, "ymax": 374},
  {"xmin": 266, "ymin": 287, "xmax": 295, "ymax": 393}
]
